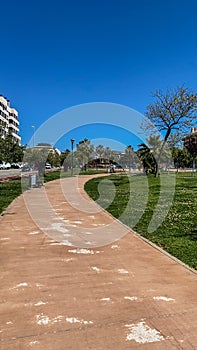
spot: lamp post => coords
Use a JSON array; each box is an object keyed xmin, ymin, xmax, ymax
[
  {"xmin": 32, "ymin": 125, "xmax": 35, "ymax": 148},
  {"xmin": 71, "ymin": 139, "xmax": 75, "ymax": 176}
]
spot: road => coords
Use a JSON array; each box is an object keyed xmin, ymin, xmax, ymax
[{"xmin": 0, "ymin": 169, "xmax": 21, "ymax": 179}]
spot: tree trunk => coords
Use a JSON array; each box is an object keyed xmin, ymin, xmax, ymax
[{"xmin": 154, "ymin": 128, "xmax": 171, "ymax": 177}]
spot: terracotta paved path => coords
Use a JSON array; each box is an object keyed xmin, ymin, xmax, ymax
[{"xmin": 0, "ymin": 175, "xmax": 197, "ymax": 349}]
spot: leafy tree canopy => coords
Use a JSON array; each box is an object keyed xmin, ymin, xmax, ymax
[{"xmin": 0, "ymin": 133, "xmax": 25, "ymax": 163}]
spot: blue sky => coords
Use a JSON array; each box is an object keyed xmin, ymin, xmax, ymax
[{"xmin": 1, "ymin": 0, "xmax": 197, "ymax": 150}]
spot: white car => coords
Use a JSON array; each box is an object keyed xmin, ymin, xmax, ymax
[
  {"xmin": 45, "ymin": 163, "xmax": 52, "ymax": 169},
  {"xmin": 0, "ymin": 162, "xmax": 11, "ymax": 170}
]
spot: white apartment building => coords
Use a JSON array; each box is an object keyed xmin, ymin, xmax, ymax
[{"xmin": 0, "ymin": 94, "xmax": 21, "ymax": 144}]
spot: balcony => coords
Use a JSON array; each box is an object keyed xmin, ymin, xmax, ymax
[{"xmin": 9, "ymin": 114, "xmax": 19, "ymax": 124}]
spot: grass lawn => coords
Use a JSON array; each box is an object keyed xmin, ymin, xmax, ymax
[
  {"xmin": 44, "ymin": 168, "xmax": 106, "ymax": 181},
  {"xmin": 84, "ymin": 172, "xmax": 197, "ymax": 270},
  {"xmin": 0, "ymin": 178, "xmax": 24, "ymax": 214}
]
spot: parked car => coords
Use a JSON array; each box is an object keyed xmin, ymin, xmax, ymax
[
  {"xmin": 0, "ymin": 162, "xmax": 11, "ymax": 170},
  {"xmin": 21, "ymin": 164, "xmax": 32, "ymax": 172},
  {"xmin": 45, "ymin": 163, "xmax": 52, "ymax": 169},
  {"xmin": 11, "ymin": 163, "xmax": 21, "ymax": 169}
]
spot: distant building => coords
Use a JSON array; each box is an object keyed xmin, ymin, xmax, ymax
[
  {"xmin": 34, "ymin": 143, "xmax": 61, "ymax": 155},
  {"xmin": 0, "ymin": 94, "xmax": 21, "ymax": 144},
  {"xmin": 183, "ymin": 127, "xmax": 197, "ymax": 157}
]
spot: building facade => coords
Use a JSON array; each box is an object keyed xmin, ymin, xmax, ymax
[
  {"xmin": 0, "ymin": 94, "xmax": 21, "ymax": 144},
  {"xmin": 183, "ymin": 127, "xmax": 197, "ymax": 157}
]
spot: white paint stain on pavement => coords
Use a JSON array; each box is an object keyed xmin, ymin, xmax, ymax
[
  {"xmin": 10, "ymin": 282, "xmax": 28, "ymax": 290},
  {"xmin": 92, "ymin": 223, "xmax": 105, "ymax": 226},
  {"xmin": 125, "ymin": 321, "xmax": 165, "ymax": 343},
  {"xmin": 118, "ymin": 269, "xmax": 129, "ymax": 274},
  {"xmin": 153, "ymin": 296, "xmax": 175, "ymax": 302},
  {"xmin": 62, "ymin": 240, "xmax": 74, "ymax": 246},
  {"xmin": 36, "ymin": 314, "xmax": 63, "ymax": 325},
  {"xmin": 66, "ymin": 317, "xmax": 93, "ymax": 325},
  {"xmin": 34, "ymin": 301, "xmax": 47, "ymax": 306},
  {"xmin": 100, "ymin": 298, "xmax": 111, "ymax": 301},
  {"xmin": 62, "ymin": 258, "xmax": 76, "ymax": 262},
  {"xmin": 51, "ymin": 223, "xmax": 69, "ymax": 233},
  {"xmin": 68, "ymin": 248, "xmax": 101, "ymax": 255},
  {"xmin": 91, "ymin": 266, "xmax": 100, "ymax": 272},
  {"xmin": 124, "ymin": 296, "xmax": 138, "ymax": 301},
  {"xmin": 0, "ymin": 237, "xmax": 10, "ymax": 240},
  {"xmin": 111, "ymin": 244, "xmax": 119, "ymax": 249},
  {"xmin": 29, "ymin": 231, "xmax": 39, "ymax": 235},
  {"xmin": 16, "ymin": 282, "xmax": 28, "ymax": 287},
  {"xmin": 29, "ymin": 340, "xmax": 40, "ymax": 346},
  {"xmin": 53, "ymin": 219, "xmax": 79, "ymax": 227},
  {"xmin": 50, "ymin": 240, "xmax": 74, "ymax": 246}
]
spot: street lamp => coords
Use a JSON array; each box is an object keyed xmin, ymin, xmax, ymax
[
  {"xmin": 71, "ymin": 139, "xmax": 75, "ymax": 176},
  {"xmin": 32, "ymin": 125, "xmax": 35, "ymax": 147}
]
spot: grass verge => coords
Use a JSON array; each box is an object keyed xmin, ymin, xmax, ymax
[
  {"xmin": 0, "ymin": 178, "xmax": 25, "ymax": 214},
  {"xmin": 84, "ymin": 172, "xmax": 197, "ymax": 269}
]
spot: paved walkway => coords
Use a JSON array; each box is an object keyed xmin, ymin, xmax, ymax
[{"xmin": 0, "ymin": 175, "xmax": 197, "ymax": 349}]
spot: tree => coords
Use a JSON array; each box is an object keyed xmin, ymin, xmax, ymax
[
  {"xmin": 0, "ymin": 137, "xmax": 5, "ymax": 162},
  {"xmin": 47, "ymin": 151, "xmax": 60, "ymax": 167},
  {"xmin": 96, "ymin": 145, "xmax": 104, "ymax": 158},
  {"xmin": 145, "ymin": 86, "xmax": 197, "ymax": 176},
  {"xmin": 171, "ymin": 147, "xmax": 192, "ymax": 170},
  {"xmin": 103, "ymin": 147, "xmax": 112, "ymax": 162},
  {"xmin": 76, "ymin": 138, "xmax": 94, "ymax": 169},
  {"xmin": 137, "ymin": 143, "xmax": 157, "ymax": 175},
  {"xmin": 123, "ymin": 145, "xmax": 138, "ymax": 170},
  {"xmin": 146, "ymin": 134, "xmax": 172, "ymax": 169},
  {"xmin": 60, "ymin": 149, "xmax": 70, "ymax": 171},
  {"xmin": 0, "ymin": 132, "xmax": 25, "ymax": 163},
  {"xmin": 24, "ymin": 148, "xmax": 49, "ymax": 176}
]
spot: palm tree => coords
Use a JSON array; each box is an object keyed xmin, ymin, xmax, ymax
[{"xmin": 137, "ymin": 143, "xmax": 156, "ymax": 175}]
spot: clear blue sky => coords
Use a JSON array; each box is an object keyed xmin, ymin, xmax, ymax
[{"xmin": 1, "ymin": 0, "xmax": 197, "ymax": 150}]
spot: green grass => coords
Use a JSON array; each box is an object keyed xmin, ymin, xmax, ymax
[
  {"xmin": 84, "ymin": 172, "xmax": 197, "ymax": 269},
  {"xmin": 0, "ymin": 178, "xmax": 25, "ymax": 214},
  {"xmin": 79, "ymin": 169, "xmax": 106, "ymax": 175},
  {"xmin": 44, "ymin": 170, "xmax": 68, "ymax": 182}
]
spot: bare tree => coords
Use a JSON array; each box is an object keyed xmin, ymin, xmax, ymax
[{"xmin": 145, "ymin": 86, "xmax": 197, "ymax": 176}]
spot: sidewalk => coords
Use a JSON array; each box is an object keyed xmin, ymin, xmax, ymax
[{"xmin": 0, "ymin": 175, "xmax": 197, "ymax": 349}]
